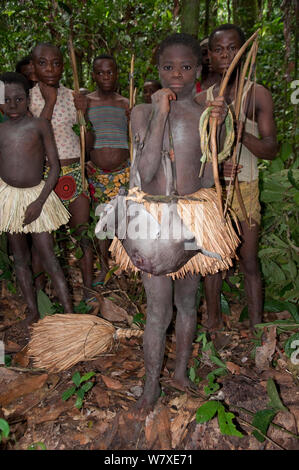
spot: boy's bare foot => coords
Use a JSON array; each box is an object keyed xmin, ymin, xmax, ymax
[{"xmin": 132, "ymin": 381, "xmax": 161, "ymax": 419}]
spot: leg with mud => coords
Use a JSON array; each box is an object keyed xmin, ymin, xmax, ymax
[
  {"xmin": 203, "ymin": 272, "xmax": 224, "ymax": 330},
  {"xmin": 173, "ymin": 274, "xmax": 200, "ymax": 391},
  {"xmin": 31, "ymin": 232, "xmax": 73, "ymax": 313},
  {"xmin": 136, "ymin": 273, "xmax": 173, "ymax": 414},
  {"xmin": 8, "ymin": 233, "xmax": 39, "ymax": 327}
]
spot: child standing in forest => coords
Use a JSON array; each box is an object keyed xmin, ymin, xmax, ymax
[
  {"xmin": 130, "ymin": 33, "xmax": 227, "ymax": 413},
  {"xmin": 29, "ymin": 43, "xmax": 94, "ymax": 300},
  {"xmin": 75, "ymin": 55, "xmax": 130, "ymax": 284},
  {"xmin": 0, "ymin": 72, "xmax": 73, "ymax": 332}
]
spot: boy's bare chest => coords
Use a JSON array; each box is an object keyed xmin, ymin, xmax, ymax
[{"xmin": 162, "ymin": 109, "xmax": 201, "ymax": 157}]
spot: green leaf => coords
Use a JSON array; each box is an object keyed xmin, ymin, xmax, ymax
[
  {"xmin": 37, "ymin": 290, "xmax": 56, "ymax": 319},
  {"xmin": 267, "ymin": 379, "xmax": 288, "ymax": 412},
  {"xmin": 196, "ymin": 401, "xmax": 220, "ymax": 423},
  {"xmin": 264, "ymin": 298, "xmax": 299, "ymax": 323},
  {"xmin": 252, "ymin": 409, "xmax": 277, "ymax": 442},
  {"xmin": 75, "ymin": 396, "xmax": 83, "ymax": 409},
  {"xmin": 217, "ymin": 405, "xmax": 243, "ymax": 437},
  {"xmin": 0, "ymin": 418, "xmax": 10, "ymax": 439},
  {"xmin": 280, "ymin": 142, "xmax": 293, "ymax": 162},
  {"xmin": 79, "ymin": 371, "xmax": 96, "ymax": 383},
  {"xmin": 239, "ymin": 305, "xmax": 249, "ymax": 322},
  {"xmin": 104, "ymin": 265, "xmax": 120, "ymax": 285},
  {"xmin": 75, "ymin": 247, "xmax": 83, "ymax": 259},
  {"xmin": 210, "ymin": 355, "xmax": 227, "ymax": 369},
  {"xmin": 62, "ymin": 385, "xmax": 76, "ymax": 401},
  {"xmin": 220, "ymin": 293, "xmax": 231, "ymax": 315},
  {"xmin": 72, "ymin": 371, "xmax": 81, "ymax": 387},
  {"xmin": 76, "ymin": 387, "xmax": 85, "ymax": 400},
  {"xmin": 80, "ymin": 381, "xmax": 94, "ymax": 393},
  {"xmin": 27, "ymin": 442, "xmax": 47, "ymax": 450},
  {"xmin": 189, "ymin": 367, "xmax": 196, "ymax": 383}
]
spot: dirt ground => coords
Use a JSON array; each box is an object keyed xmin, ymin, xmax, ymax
[{"xmin": 0, "ymin": 262, "xmax": 298, "ymax": 452}]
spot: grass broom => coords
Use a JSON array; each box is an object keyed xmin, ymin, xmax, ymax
[{"xmin": 28, "ymin": 314, "xmax": 143, "ymax": 372}]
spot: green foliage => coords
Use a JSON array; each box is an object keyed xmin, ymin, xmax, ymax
[
  {"xmin": 196, "ymin": 401, "xmax": 243, "ymax": 438},
  {"xmin": 0, "ymin": 418, "xmax": 10, "ymax": 443},
  {"xmin": 252, "ymin": 378, "xmax": 288, "ymax": 442},
  {"xmin": 27, "ymin": 442, "xmax": 47, "ymax": 450},
  {"xmin": 62, "ymin": 370, "xmax": 96, "ymax": 409},
  {"xmin": 194, "ymin": 330, "xmax": 228, "ymax": 396},
  {"xmin": 259, "ymin": 167, "xmax": 299, "ymax": 304},
  {"xmin": 37, "ymin": 289, "xmax": 57, "ymax": 318},
  {"xmin": 74, "ymin": 300, "xmax": 92, "ymax": 314}
]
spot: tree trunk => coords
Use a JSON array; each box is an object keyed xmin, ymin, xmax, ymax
[{"xmin": 181, "ymin": 0, "xmax": 200, "ymax": 38}]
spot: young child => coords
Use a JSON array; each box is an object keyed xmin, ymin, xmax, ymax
[
  {"xmin": 29, "ymin": 43, "xmax": 94, "ymax": 300},
  {"xmin": 75, "ymin": 55, "xmax": 130, "ymax": 284},
  {"xmin": 0, "ymin": 72, "xmax": 73, "ymax": 330},
  {"xmin": 196, "ymin": 24, "xmax": 278, "ymax": 330},
  {"xmin": 143, "ymin": 79, "xmax": 162, "ymax": 103},
  {"xmin": 130, "ymin": 33, "xmax": 227, "ymax": 413}
]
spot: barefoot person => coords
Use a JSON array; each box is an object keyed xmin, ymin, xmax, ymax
[
  {"xmin": 196, "ymin": 24, "xmax": 278, "ymax": 329},
  {"xmin": 30, "ymin": 43, "xmax": 94, "ymax": 300},
  {"xmin": 75, "ymin": 55, "xmax": 130, "ymax": 285},
  {"xmin": 0, "ymin": 72, "xmax": 73, "ymax": 330},
  {"xmin": 129, "ymin": 33, "xmax": 228, "ymax": 412}
]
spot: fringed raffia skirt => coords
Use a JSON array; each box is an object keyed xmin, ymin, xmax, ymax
[
  {"xmin": 0, "ymin": 178, "xmax": 70, "ymax": 234},
  {"xmin": 110, "ymin": 187, "xmax": 240, "ymax": 279}
]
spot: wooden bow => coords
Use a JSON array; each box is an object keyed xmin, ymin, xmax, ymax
[{"xmin": 209, "ymin": 29, "xmax": 260, "ymax": 221}]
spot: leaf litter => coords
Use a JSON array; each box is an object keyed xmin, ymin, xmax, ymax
[{"xmin": 0, "ymin": 266, "xmax": 298, "ymax": 451}]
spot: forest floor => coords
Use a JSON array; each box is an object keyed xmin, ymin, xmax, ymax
[{"xmin": 0, "ymin": 258, "xmax": 299, "ymax": 452}]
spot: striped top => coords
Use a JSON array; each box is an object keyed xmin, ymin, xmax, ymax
[{"xmin": 88, "ymin": 105, "xmax": 129, "ymax": 150}]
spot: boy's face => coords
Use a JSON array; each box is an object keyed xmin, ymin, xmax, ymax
[
  {"xmin": 92, "ymin": 59, "xmax": 117, "ymax": 92},
  {"xmin": 143, "ymin": 82, "xmax": 160, "ymax": 103},
  {"xmin": 158, "ymin": 44, "xmax": 199, "ymax": 98},
  {"xmin": 208, "ymin": 29, "xmax": 242, "ymax": 74},
  {"xmin": 1, "ymin": 83, "xmax": 28, "ymax": 120},
  {"xmin": 33, "ymin": 46, "xmax": 63, "ymax": 87}
]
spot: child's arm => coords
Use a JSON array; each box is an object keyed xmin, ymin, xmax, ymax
[
  {"xmin": 131, "ymin": 88, "xmax": 176, "ymax": 184},
  {"xmin": 23, "ymin": 119, "xmax": 60, "ymax": 226}
]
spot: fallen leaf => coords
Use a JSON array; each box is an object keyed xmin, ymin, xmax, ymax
[
  {"xmin": 171, "ymin": 409, "xmax": 192, "ymax": 448},
  {"xmin": 156, "ymin": 403, "xmax": 172, "ymax": 449},
  {"xmin": 101, "ymin": 374, "xmax": 123, "ymax": 390},
  {"xmin": 226, "ymin": 361, "xmax": 241, "ymax": 375},
  {"xmin": 0, "ymin": 373, "xmax": 48, "ymax": 406},
  {"xmin": 12, "ymin": 345, "xmax": 29, "ymax": 367},
  {"xmin": 97, "ymin": 296, "xmax": 130, "ymax": 323},
  {"xmin": 255, "ymin": 326, "xmax": 277, "ymax": 371},
  {"xmin": 92, "ymin": 384, "xmax": 110, "ymax": 408},
  {"xmin": 27, "ymin": 397, "xmax": 75, "ymax": 425},
  {"xmin": 4, "ymin": 340, "xmax": 21, "ymax": 352},
  {"xmin": 122, "ymin": 361, "xmax": 142, "ymax": 371}
]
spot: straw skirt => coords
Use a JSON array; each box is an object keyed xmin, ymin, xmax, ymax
[
  {"xmin": 110, "ymin": 187, "xmax": 240, "ymax": 279},
  {"xmin": 0, "ymin": 178, "xmax": 70, "ymax": 234}
]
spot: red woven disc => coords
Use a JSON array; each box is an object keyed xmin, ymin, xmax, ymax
[{"xmin": 54, "ymin": 175, "xmax": 77, "ymax": 200}]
